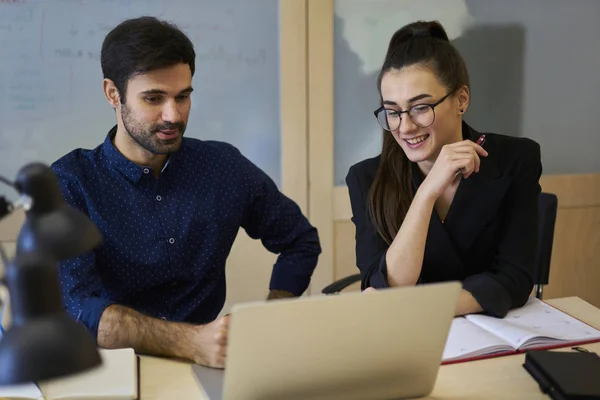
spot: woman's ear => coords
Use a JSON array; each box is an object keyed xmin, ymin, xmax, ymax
[
  {"xmin": 456, "ymin": 85, "xmax": 470, "ymax": 115},
  {"xmin": 103, "ymin": 79, "xmax": 121, "ymax": 109}
]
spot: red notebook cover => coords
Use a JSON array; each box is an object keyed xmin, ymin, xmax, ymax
[{"xmin": 440, "ymin": 299, "xmax": 600, "ymax": 366}]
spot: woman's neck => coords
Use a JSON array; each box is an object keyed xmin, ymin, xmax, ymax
[{"xmin": 417, "ymin": 159, "xmax": 435, "ymax": 176}]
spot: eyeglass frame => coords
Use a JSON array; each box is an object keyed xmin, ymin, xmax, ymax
[{"xmin": 373, "ymin": 91, "xmax": 455, "ymax": 131}]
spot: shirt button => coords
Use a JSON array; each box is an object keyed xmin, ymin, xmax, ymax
[
  {"xmin": 156, "ymin": 195, "xmax": 162, "ymax": 201},
  {"xmin": 143, "ymin": 168, "xmax": 150, "ymax": 174},
  {"xmin": 168, "ymin": 238, "xmax": 175, "ymax": 244}
]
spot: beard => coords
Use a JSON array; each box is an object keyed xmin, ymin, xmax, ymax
[{"xmin": 121, "ymin": 103, "xmax": 187, "ymax": 155}]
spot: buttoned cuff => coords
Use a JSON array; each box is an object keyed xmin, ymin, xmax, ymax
[
  {"xmin": 76, "ymin": 297, "xmax": 118, "ymax": 341},
  {"xmin": 269, "ymin": 263, "xmax": 312, "ymax": 296}
]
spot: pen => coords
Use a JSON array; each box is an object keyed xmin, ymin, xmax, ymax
[
  {"xmin": 476, "ymin": 134, "xmax": 486, "ymax": 147},
  {"xmin": 456, "ymin": 135, "xmax": 487, "ymax": 177}
]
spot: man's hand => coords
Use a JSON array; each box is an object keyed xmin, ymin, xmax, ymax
[
  {"xmin": 190, "ymin": 315, "xmax": 230, "ymax": 369},
  {"xmin": 97, "ymin": 305, "xmax": 233, "ymax": 367}
]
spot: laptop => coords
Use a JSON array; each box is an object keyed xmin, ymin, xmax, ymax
[{"xmin": 192, "ymin": 281, "xmax": 461, "ymax": 400}]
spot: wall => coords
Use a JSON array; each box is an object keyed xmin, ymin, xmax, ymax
[{"xmin": 0, "ymin": 0, "xmax": 282, "ymax": 201}]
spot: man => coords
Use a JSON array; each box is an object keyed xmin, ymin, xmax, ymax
[{"xmin": 50, "ymin": 16, "xmax": 321, "ymax": 369}]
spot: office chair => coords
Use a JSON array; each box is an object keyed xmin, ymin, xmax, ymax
[
  {"xmin": 534, "ymin": 192, "xmax": 558, "ymax": 299},
  {"xmin": 322, "ymin": 192, "xmax": 559, "ymax": 300}
]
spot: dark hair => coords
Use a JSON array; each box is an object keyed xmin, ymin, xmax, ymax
[
  {"xmin": 368, "ymin": 20, "xmax": 470, "ymax": 245},
  {"xmin": 101, "ymin": 16, "xmax": 196, "ymax": 100}
]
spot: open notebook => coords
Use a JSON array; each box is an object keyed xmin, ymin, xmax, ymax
[
  {"xmin": 0, "ymin": 348, "xmax": 138, "ymax": 400},
  {"xmin": 442, "ymin": 297, "xmax": 600, "ymax": 363}
]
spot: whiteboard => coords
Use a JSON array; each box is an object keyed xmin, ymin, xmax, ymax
[{"xmin": 0, "ymin": 0, "xmax": 281, "ymax": 200}]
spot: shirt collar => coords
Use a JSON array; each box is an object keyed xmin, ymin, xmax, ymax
[
  {"xmin": 101, "ymin": 126, "xmax": 146, "ymax": 182},
  {"xmin": 101, "ymin": 125, "xmax": 181, "ymax": 183}
]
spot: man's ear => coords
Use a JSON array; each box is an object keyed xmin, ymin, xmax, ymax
[
  {"xmin": 103, "ymin": 79, "xmax": 121, "ymax": 109},
  {"xmin": 456, "ymin": 85, "xmax": 470, "ymax": 115}
]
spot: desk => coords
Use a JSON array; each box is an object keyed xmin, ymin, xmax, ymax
[{"xmin": 139, "ymin": 297, "xmax": 600, "ymax": 399}]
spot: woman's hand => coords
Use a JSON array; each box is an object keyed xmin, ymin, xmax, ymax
[{"xmin": 419, "ymin": 140, "xmax": 488, "ymax": 200}]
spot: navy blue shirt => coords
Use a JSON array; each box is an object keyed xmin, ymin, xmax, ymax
[{"xmin": 51, "ymin": 127, "xmax": 321, "ymax": 339}]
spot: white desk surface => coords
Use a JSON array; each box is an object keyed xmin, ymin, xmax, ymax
[{"xmin": 139, "ymin": 296, "xmax": 600, "ymax": 399}]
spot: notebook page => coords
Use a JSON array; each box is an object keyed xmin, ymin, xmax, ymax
[
  {"xmin": 442, "ymin": 317, "xmax": 513, "ymax": 362},
  {"xmin": 0, "ymin": 382, "xmax": 43, "ymax": 400},
  {"xmin": 39, "ymin": 348, "xmax": 137, "ymax": 400},
  {"xmin": 466, "ymin": 297, "xmax": 600, "ymax": 349}
]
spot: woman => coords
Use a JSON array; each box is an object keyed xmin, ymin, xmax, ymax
[{"xmin": 347, "ymin": 20, "xmax": 542, "ymax": 317}]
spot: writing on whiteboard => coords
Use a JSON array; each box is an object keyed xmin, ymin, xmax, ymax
[{"xmin": 0, "ymin": 1, "xmax": 268, "ymax": 121}]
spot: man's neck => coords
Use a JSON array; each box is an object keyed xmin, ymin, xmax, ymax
[{"xmin": 113, "ymin": 126, "xmax": 168, "ymax": 177}]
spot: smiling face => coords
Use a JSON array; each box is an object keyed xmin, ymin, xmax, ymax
[
  {"xmin": 380, "ymin": 65, "xmax": 469, "ymax": 167},
  {"xmin": 104, "ymin": 62, "xmax": 193, "ymax": 165}
]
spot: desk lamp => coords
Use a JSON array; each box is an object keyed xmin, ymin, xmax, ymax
[{"xmin": 0, "ymin": 163, "xmax": 103, "ymax": 385}]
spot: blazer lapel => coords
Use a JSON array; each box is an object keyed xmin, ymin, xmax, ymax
[
  {"xmin": 422, "ymin": 207, "xmax": 469, "ymax": 281},
  {"xmin": 443, "ymin": 124, "xmax": 512, "ymax": 250},
  {"xmin": 411, "ymin": 163, "xmax": 467, "ymax": 281}
]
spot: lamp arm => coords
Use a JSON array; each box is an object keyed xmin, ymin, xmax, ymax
[
  {"xmin": 0, "ymin": 196, "xmax": 12, "ymax": 222},
  {"xmin": 1, "ymin": 196, "xmax": 30, "ymax": 221},
  {"xmin": 0, "ymin": 194, "xmax": 31, "ymax": 267},
  {"xmin": 0, "ymin": 175, "xmax": 16, "ymax": 283},
  {"xmin": 0, "ymin": 174, "xmax": 17, "ymax": 221},
  {"xmin": 0, "ymin": 245, "xmax": 8, "ymax": 271},
  {"xmin": 0, "ymin": 192, "xmax": 12, "ymax": 277},
  {"xmin": 0, "ymin": 177, "xmax": 16, "ymax": 334},
  {"xmin": 0, "ymin": 175, "xmax": 14, "ymax": 189},
  {"xmin": 0, "ymin": 240, "xmax": 7, "ymax": 333}
]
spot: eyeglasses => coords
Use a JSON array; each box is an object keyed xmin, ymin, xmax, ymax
[{"xmin": 373, "ymin": 92, "xmax": 453, "ymax": 131}]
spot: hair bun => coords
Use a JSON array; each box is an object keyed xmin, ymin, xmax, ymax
[
  {"xmin": 388, "ymin": 20, "xmax": 450, "ymax": 50},
  {"xmin": 411, "ymin": 21, "xmax": 449, "ymax": 41}
]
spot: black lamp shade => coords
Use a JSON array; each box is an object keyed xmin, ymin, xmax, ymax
[
  {"xmin": 17, "ymin": 207, "xmax": 102, "ymax": 261},
  {"xmin": 0, "ymin": 252, "xmax": 101, "ymax": 384},
  {"xmin": 0, "ymin": 314, "xmax": 101, "ymax": 384},
  {"xmin": 14, "ymin": 163, "xmax": 102, "ymax": 259}
]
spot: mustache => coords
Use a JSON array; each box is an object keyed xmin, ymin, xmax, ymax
[{"xmin": 153, "ymin": 121, "xmax": 186, "ymax": 132}]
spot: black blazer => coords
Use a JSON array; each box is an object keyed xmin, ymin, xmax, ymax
[{"xmin": 346, "ymin": 122, "xmax": 542, "ymax": 317}]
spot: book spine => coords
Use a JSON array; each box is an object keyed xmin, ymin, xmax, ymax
[{"xmin": 441, "ymin": 349, "xmax": 519, "ymax": 365}]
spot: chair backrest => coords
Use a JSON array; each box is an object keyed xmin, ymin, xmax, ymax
[{"xmin": 534, "ymin": 192, "xmax": 558, "ymax": 286}]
